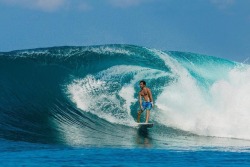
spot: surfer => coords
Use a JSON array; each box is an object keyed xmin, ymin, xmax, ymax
[{"xmin": 137, "ymin": 80, "xmax": 154, "ymax": 123}]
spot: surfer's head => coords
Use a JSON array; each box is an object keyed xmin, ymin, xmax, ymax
[{"xmin": 139, "ymin": 80, "xmax": 146, "ymax": 89}]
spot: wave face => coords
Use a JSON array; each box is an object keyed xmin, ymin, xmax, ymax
[{"xmin": 0, "ymin": 45, "xmax": 250, "ymax": 146}]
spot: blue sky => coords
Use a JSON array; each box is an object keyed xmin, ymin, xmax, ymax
[{"xmin": 0, "ymin": 0, "xmax": 249, "ymax": 61}]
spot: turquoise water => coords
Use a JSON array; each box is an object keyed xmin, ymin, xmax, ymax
[
  {"xmin": 1, "ymin": 44, "xmax": 250, "ymax": 166},
  {"xmin": 1, "ymin": 139, "xmax": 250, "ymax": 166}
]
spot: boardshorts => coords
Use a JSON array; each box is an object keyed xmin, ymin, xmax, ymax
[{"xmin": 142, "ymin": 102, "xmax": 152, "ymax": 111}]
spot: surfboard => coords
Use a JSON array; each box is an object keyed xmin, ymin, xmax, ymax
[{"xmin": 137, "ymin": 123, "xmax": 154, "ymax": 128}]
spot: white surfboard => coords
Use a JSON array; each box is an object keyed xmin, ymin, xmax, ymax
[{"xmin": 137, "ymin": 123, "xmax": 154, "ymax": 128}]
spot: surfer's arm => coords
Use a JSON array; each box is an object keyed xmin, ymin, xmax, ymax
[
  {"xmin": 148, "ymin": 89, "xmax": 154, "ymax": 107},
  {"xmin": 139, "ymin": 93, "xmax": 143, "ymax": 109}
]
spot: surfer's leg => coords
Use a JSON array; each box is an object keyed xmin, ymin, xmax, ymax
[
  {"xmin": 145, "ymin": 109, "xmax": 150, "ymax": 123},
  {"xmin": 137, "ymin": 110, "xmax": 143, "ymax": 123}
]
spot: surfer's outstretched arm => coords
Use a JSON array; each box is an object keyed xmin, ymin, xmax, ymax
[
  {"xmin": 148, "ymin": 88, "xmax": 154, "ymax": 107},
  {"xmin": 139, "ymin": 93, "xmax": 142, "ymax": 110}
]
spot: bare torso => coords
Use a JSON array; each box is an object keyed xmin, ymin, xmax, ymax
[{"xmin": 139, "ymin": 87, "xmax": 150, "ymax": 102}]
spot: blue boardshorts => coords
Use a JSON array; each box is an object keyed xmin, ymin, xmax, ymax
[{"xmin": 142, "ymin": 102, "xmax": 152, "ymax": 111}]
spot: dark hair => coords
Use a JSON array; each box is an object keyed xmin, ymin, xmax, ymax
[{"xmin": 140, "ymin": 80, "xmax": 146, "ymax": 85}]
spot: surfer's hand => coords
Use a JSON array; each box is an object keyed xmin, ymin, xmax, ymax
[{"xmin": 151, "ymin": 102, "xmax": 154, "ymax": 108}]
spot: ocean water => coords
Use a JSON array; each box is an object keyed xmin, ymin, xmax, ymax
[{"xmin": 1, "ymin": 44, "xmax": 250, "ymax": 166}]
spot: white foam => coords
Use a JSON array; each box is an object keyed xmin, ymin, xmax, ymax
[
  {"xmin": 151, "ymin": 49, "xmax": 250, "ymax": 140},
  {"xmin": 67, "ymin": 65, "xmax": 168, "ymax": 126},
  {"xmin": 119, "ymin": 85, "xmax": 137, "ymax": 116},
  {"xmin": 67, "ymin": 75, "xmax": 106, "ymax": 111},
  {"xmin": 86, "ymin": 46, "xmax": 133, "ymax": 55}
]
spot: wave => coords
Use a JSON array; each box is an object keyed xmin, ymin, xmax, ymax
[{"xmin": 0, "ymin": 44, "xmax": 250, "ymax": 146}]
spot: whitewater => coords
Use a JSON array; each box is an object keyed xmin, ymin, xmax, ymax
[{"xmin": 1, "ymin": 44, "xmax": 250, "ymax": 147}]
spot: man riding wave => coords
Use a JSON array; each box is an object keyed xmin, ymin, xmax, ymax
[{"xmin": 137, "ymin": 80, "xmax": 154, "ymax": 123}]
